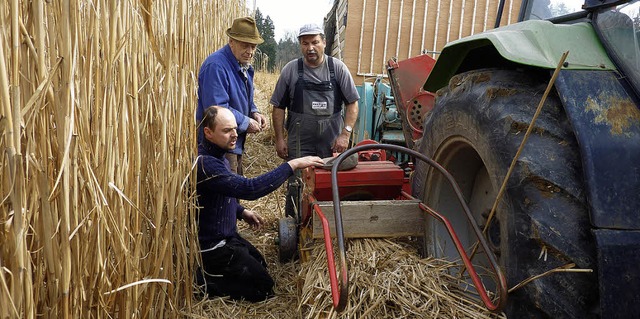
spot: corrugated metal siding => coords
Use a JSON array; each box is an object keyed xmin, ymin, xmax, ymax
[{"xmin": 327, "ymin": 0, "xmax": 523, "ymax": 85}]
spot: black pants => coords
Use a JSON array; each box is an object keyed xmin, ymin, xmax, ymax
[{"xmin": 197, "ymin": 234, "xmax": 274, "ymax": 302}]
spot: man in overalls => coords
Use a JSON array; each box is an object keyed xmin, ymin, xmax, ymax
[{"xmin": 270, "ymin": 23, "xmax": 360, "ymax": 218}]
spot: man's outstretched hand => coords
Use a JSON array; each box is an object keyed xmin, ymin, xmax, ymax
[{"xmin": 242, "ymin": 209, "xmax": 264, "ymax": 229}]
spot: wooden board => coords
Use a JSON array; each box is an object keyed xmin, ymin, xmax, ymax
[
  {"xmin": 326, "ymin": 0, "xmax": 524, "ymax": 85},
  {"xmin": 311, "ymin": 199, "xmax": 425, "ymax": 239}
]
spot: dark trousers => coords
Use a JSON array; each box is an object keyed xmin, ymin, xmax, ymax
[{"xmin": 197, "ymin": 234, "xmax": 274, "ymax": 302}]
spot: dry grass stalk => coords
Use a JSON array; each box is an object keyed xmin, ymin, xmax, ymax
[
  {"xmin": 508, "ymin": 263, "xmax": 593, "ymax": 293},
  {"xmin": 1, "ymin": 1, "xmax": 245, "ymax": 317}
]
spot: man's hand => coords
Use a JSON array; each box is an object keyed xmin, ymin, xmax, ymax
[
  {"xmin": 287, "ymin": 156, "xmax": 324, "ymax": 170},
  {"xmin": 332, "ymin": 132, "xmax": 350, "ymax": 153},
  {"xmin": 275, "ymin": 138, "xmax": 288, "ymax": 159},
  {"xmin": 247, "ymin": 118, "xmax": 262, "ymax": 133},
  {"xmin": 252, "ymin": 112, "xmax": 268, "ymax": 130},
  {"xmin": 241, "ymin": 209, "xmax": 264, "ymax": 229}
]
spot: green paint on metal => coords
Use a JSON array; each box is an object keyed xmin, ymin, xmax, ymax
[{"xmin": 424, "ymin": 20, "xmax": 616, "ymax": 92}]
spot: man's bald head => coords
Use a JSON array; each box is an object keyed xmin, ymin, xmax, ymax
[{"xmin": 202, "ymin": 106, "xmax": 238, "ymax": 150}]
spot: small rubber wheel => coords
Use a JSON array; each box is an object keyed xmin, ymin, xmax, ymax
[{"xmin": 278, "ymin": 217, "xmax": 298, "ymax": 263}]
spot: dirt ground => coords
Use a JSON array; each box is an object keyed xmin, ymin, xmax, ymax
[{"xmin": 188, "ymin": 72, "xmax": 506, "ymax": 319}]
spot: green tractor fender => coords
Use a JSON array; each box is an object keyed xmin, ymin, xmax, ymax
[{"xmin": 424, "ymin": 20, "xmax": 616, "ymax": 92}]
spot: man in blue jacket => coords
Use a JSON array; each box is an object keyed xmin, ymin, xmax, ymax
[
  {"xmin": 197, "ymin": 16, "xmax": 268, "ymax": 175},
  {"xmin": 196, "ymin": 106, "xmax": 323, "ymax": 301}
]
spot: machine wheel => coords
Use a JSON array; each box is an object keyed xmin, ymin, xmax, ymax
[
  {"xmin": 413, "ymin": 69, "xmax": 598, "ymax": 318},
  {"xmin": 278, "ymin": 217, "xmax": 298, "ymax": 263}
]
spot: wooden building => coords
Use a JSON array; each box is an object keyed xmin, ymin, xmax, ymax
[{"xmin": 324, "ymin": 0, "xmax": 524, "ymax": 85}]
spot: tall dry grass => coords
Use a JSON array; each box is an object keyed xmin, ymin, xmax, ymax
[{"xmin": 0, "ymin": 1, "xmax": 246, "ymax": 317}]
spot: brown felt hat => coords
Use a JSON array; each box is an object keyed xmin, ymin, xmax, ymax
[{"xmin": 226, "ymin": 17, "xmax": 264, "ymax": 44}]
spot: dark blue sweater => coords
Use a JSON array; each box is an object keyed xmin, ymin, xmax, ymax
[{"xmin": 196, "ymin": 139, "xmax": 294, "ymax": 246}]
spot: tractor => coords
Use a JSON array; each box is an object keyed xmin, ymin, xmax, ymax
[{"xmin": 279, "ymin": 0, "xmax": 640, "ymax": 317}]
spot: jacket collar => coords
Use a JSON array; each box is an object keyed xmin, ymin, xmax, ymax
[
  {"xmin": 199, "ymin": 138, "xmax": 227, "ymax": 159},
  {"xmin": 222, "ymin": 45, "xmax": 254, "ymax": 74}
]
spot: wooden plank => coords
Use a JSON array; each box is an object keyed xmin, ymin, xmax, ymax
[
  {"xmin": 329, "ymin": 0, "xmax": 524, "ymax": 85},
  {"xmin": 311, "ymin": 199, "xmax": 425, "ymax": 239}
]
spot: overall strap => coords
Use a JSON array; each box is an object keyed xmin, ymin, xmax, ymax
[
  {"xmin": 297, "ymin": 58, "xmax": 304, "ymax": 80},
  {"xmin": 327, "ymin": 56, "xmax": 346, "ymax": 111},
  {"xmin": 327, "ymin": 55, "xmax": 336, "ymax": 80},
  {"xmin": 292, "ymin": 58, "xmax": 305, "ymax": 113}
]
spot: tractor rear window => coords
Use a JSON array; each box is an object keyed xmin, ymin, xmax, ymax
[
  {"xmin": 594, "ymin": 1, "xmax": 640, "ymax": 94},
  {"xmin": 526, "ymin": 0, "xmax": 585, "ymax": 20}
]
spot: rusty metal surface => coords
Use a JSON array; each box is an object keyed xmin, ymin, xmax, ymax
[
  {"xmin": 387, "ymin": 55, "xmax": 437, "ymax": 147},
  {"xmin": 555, "ymin": 70, "xmax": 640, "ymax": 229}
]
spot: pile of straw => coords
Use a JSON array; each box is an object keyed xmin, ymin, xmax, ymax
[{"xmin": 298, "ymin": 239, "xmax": 505, "ymax": 319}]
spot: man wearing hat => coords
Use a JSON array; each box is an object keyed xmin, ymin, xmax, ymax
[
  {"xmin": 197, "ymin": 16, "xmax": 268, "ymax": 175},
  {"xmin": 269, "ymin": 23, "xmax": 360, "ymax": 217}
]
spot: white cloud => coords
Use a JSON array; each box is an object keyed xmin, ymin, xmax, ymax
[{"xmin": 248, "ymin": 0, "xmax": 335, "ymax": 41}]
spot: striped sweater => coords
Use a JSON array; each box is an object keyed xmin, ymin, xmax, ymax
[{"xmin": 196, "ymin": 139, "xmax": 293, "ymax": 246}]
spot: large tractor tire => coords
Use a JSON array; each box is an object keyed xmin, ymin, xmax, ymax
[{"xmin": 412, "ymin": 69, "xmax": 598, "ymax": 318}]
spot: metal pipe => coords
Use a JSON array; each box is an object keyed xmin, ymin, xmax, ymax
[
  {"xmin": 381, "ymin": 0, "xmax": 391, "ymax": 74},
  {"xmin": 459, "ymin": 0, "xmax": 467, "ymax": 39},
  {"xmin": 310, "ymin": 196, "xmax": 348, "ymax": 311},
  {"xmin": 369, "ymin": 0, "xmax": 380, "ymax": 75},
  {"xmin": 421, "ymin": 0, "xmax": 429, "ymax": 55},
  {"xmin": 408, "ymin": 0, "xmax": 417, "ymax": 58},
  {"xmin": 357, "ymin": 0, "xmax": 367, "ymax": 75},
  {"xmin": 409, "ymin": 195, "xmax": 505, "ymax": 311},
  {"xmin": 433, "ymin": 0, "xmax": 441, "ymax": 56},
  {"xmin": 471, "ymin": 0, "xmax": 478, "ymax": 35},
  {"xmin": 395, "ymin": 0, "xmax": 404, "ymax": 60},
  {"xmin": 483, "ymin": 0, "xmax": 490, "ymax": 32},
  {"xmin": 495, "ymin": 0, "xmax": 506, "ymax": 28},
  {"xmin": 335, "ymin": 0, "xmax": 342, "ymax": 60},
  {"xmin": 446, "ymin": 0, "xmax": 453, "ymax": 44}
]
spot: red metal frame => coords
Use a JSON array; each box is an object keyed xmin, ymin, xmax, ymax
[
  {"xmin": 310, "ymin": 191, "xmax": 505, "ymax": 312},
  {"xmin": 309, "ymin": 143, "xmax": 507, "ymax": 313},
  {"xmin": 401, "ymin": 191, "xmax": 503, "ymax": 311},
  {"xmin": 310, "ymin": 194, "xmax": 348, "ymax": 311}
]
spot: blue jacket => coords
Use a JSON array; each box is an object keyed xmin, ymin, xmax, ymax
[
  {"xmin": 196, "ymin": 139, "xmax": 294, "ymax": 246},
  {"xmin": 197, "ymin": 44, "xmax": 258, "ymax": 154}
]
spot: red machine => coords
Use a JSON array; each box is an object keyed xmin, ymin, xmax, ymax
[
  {"xmin": 304, "ymin": 161, "xmax": 406, "ymax": 203},
  {"xmin": 277, "ymin": 142, "xmax": 506, "ymax": 312}
]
